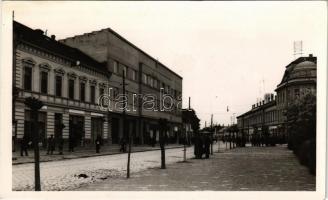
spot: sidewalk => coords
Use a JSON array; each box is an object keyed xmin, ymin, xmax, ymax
[{"xmin": 12, "ymin": 143, "xmax": 185, "ymax": 165}]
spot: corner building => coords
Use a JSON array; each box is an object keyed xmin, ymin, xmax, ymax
[
  {"xmin": 237, "ymin": 55, "xmax": 317, "ymax": 141},
  {"xmin": 13, "ymin": 21, "xmax": 111, "ymax": 147},
  {"xmin": 60, "ymin": 27, "xmax": 183, "ymax": 145}
]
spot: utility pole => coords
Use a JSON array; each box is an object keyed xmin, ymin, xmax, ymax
[
  {"xmin": 210, "ymin": 114, "xmax": 213, "ymax": 155},
  {"xmin": 123, "ymin": 70, "xmax": 131, "ymax": 179},
  {"xmin": 183, "ymin": 97, "xmax": 191, "ymax": 162}
]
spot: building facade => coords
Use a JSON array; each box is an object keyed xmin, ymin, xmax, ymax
[
  {"xmin": 13, "ymin": 21, "xmax": 183, "ymax": 148},
  {"xmin": 60, "ymin": 28, "xmax": 183, "ymax": 145},
  {"xmin": 13, "ymin": 21, "xmax": 112, "ymax": 148},
  {"xmin": 237, "ymin": 55, "xmax": 317, "ymax": 141}
]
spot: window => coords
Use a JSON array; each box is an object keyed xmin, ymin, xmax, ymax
[
  {"xmin": 113, "ymin": 61, "xmax": 118, "ymax": 73},
  {"xmin": 99, "ymin": 87, "xmax": 104, "ymax": 105},
  {"xmin": 24, "ymin": 67, "xmax": 32, "ymax": 91},
  {"xmin": 68, "ymin": 79, "xmax": 75, "ymax": 99},
  {"xmin": 143, "ymin": 74, "xmax": 147, "ymax": 84},
  {"xmin": 294, "ymin": 88, "xmax": 300, "ymax": 98},
  {"xmin": 123, "ymin": 66, "xmax": 127, "ymax": 77},
  {"xmin": 40, "ymin": 71, "xmax": 48, "ymax": 94},
  {"xmin": 90, "ymin": 85, "xmax": 96, "ymax": 104},
  {"xmin": 154, "ymin": 79, "xmax": 157, "ymax": 88},
  {"xmin": 131, "ymin": 69, "xmax": 136, "ymax": 81},
  {"xmin": 80, "ymin": 82, "xmax": 85, "ymax": 101},
  {"xmin": 55, "ymin": 76, "xmax": 62, "ymax": 97}
]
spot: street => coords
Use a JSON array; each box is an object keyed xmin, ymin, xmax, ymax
[
  {"xmin": 12, "ymin": 143, "xmax": 315, "ymax": 191},
  {"xmin": 12, "ymin": 144, "xmax": 198, "ymax": 191},
  {"xmin": 76, "ymin": 145, "xmax": 315, "ymax": 191}
]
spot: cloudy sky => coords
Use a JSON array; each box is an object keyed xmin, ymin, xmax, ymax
[{"xmin": 3, "ymin": 1, "xmax": 326, "ymax": 126}]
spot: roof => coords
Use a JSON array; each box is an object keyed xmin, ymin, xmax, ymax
[
  {"xmin": 276, "ymin": 55, "xmax": 317, "ymax": 88},
  {"xmin": 61, "ymin": 27, "xmax": 182, "ymax": 79},
  {"xmin": 237, "ymin": 100, "xmax": 276, "ymax": 119},
  {"xmin": 14, "ymin": 21, "xmax": 108, "ymax": 75}
]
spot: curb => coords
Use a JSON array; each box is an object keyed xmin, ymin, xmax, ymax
[{"xmin": 12, "ymin": 145, "xmax": 188, "ymax": 165}]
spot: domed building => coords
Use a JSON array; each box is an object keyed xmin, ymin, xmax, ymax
[{"xmin": 275, "ymin": 54, "xmax": 317, "ymax": 137}]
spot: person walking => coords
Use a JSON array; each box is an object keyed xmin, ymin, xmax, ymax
[
  {"xmin": 57, "ymin": 136, "xmax": 64, "ymax": 155},
  {"xmin": 47, "ymin": 134, "xmax": 55, "ymax": 155},
  {"xmin": 95, "ymin": 134, "xmax": 102, "ymax": 153},
  {"xmin": 204, "ymin": 134, "xmax": 211, "ymax": 159},
  {"xmin": 20, "ymin": 135, "xmax": 29, "ymax": 156},
  {"xmin": 119, "ymin": 137, "xmax": 126, "ymax": 153}
]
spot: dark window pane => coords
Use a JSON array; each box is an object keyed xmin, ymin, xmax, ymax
[
  {"xmin": 55, "ymin": 76, "xmax": 62, "ymax": 97},
  {"xmin": 90, "ymin": 85, "xmax": 95, "ymax": 103},
  {"xmin": 80, "ymin": 82, "xmax": 85, "ymax": 101},
  {"xmin": 69, "ymin": 79, "xmax": 75, "ymax": 99},
  {"xmin": 40, "ymin": 71, "xmax": 48, "ymax": 94},
  {"xmin": 24, "ymin": 67, "xmax": 32, "ymax": 91}
]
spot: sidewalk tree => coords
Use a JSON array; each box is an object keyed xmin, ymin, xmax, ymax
[
  {"xmin": 24, "ymin": 97, "xmax": 44, "ymax": 191},
  {"xmin": 285, "ymin": 93, "xmax": 316, "ymax": 174}
]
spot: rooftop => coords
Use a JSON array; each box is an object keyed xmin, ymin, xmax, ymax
[{"xmin": 14, "ymin": 21, "xmax": 108, "ymax": 75}]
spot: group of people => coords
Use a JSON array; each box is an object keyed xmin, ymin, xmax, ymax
[
  {"xmin": 193, "ymin": 133, "xmax": 212, "ymax": 159},
  {"xmin": 250, "ymin": 134, "xmax": 286, "ymax": 147},
  {"xmin": 20, "ymin": 134, "xmax": 103, "ymax": 156}
]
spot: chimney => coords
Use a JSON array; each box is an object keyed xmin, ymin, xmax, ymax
[
  {"xmin": 262, "ymin": 100, "xmax": 265, "ymax": 105},
  {"xmin": 309, "ymin": 54, "xmax": 313, "ymax": 57},
  {"xmin": 51, "ymin": 35, "xmax": 56, "ymax": 40}
]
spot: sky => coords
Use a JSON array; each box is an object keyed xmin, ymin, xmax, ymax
[{"xmin": 3, "ymin": 1, "xmax": 326, "ymax": 127}]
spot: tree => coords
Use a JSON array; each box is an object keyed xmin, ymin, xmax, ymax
[{"xmin": 285, "ymin": 93, "xmax": 316, "ymax": 174}]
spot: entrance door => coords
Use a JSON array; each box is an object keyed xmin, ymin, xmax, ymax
[
  {"xmin": 69, "ymin": 115, "xmax": 84, "ymax": 147},
  {"xmin": 91, "ymin": 117, "xmax": 103, "ymax": 142},
  {"xmin": 111, "ymin": 118, "xmax": 119, "ymax": 144}
]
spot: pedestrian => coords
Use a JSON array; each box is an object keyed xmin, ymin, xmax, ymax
[
  {"xmin": 204, "ymin": 134, "xmax": 211, "ymax": 159},
  {"xmin": 20, "ymin": 135, "xmax": 29, "ymax": 156},
  {"xmin": 119, "ymin": 137, "xmax": 126, "ymax": 153},
  {"xmin": 68, "ymin": 135, "xmax": 75, "ymax": 152},
  {"xmin": 95, "ymin": 134, "xmax": 102, "ymax": 153},
  {"xmin": 58, "ymin": 136, "xmax": 64, "ymax": 155},
  {"xmin": 47, "ymin": 134, "xmax": 55, "ymax": 155}
]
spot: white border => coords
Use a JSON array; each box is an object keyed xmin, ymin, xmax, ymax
[{"xmin": 0, "ymin": 1, "xmax": 326, "ymax": 200}]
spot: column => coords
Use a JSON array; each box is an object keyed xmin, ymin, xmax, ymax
[
  {"xmin": 103, "ymin": 116, "xmax": 108, "ymax": 140},
  {"xmin": 62, "ymin": 113, "xmax": 69, "ymax": 139},
  {"xmin": 85, "ymin": 116, "xmax": 91, "ymax": 140},
  {"xmin": 15, "ymin": 103, "xmax": 25, "ymax": 139},
  {"xmin": 46, "ymin": 112, "xmax": 55, "ymax": 137}
]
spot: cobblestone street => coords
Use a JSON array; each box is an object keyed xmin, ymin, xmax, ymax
[{"xmin": 76, "ymin": 145, "xmax": 315, "ymax": 191}]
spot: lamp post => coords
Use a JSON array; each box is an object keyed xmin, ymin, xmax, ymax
[{"xmin": 24, "ymin": 97, "xmax": 44, "ymax": 191}]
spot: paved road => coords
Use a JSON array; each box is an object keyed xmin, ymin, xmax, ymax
[
  {"xmin": 76, "ymin": 145, "xmax": 315, "ymax": 191},
  {"xmin": 13, "ymin": 143, "xmax": 221, "ymax": 191}
]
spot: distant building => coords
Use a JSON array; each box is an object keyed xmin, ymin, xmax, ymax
[{"xmin": 237, "ymin": 55, "xmax": 317, "ymax": 141}]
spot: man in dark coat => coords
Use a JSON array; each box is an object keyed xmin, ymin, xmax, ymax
[
  {"xmin": 204, "ymin": 134, "xmax": 211, "ymax": 159},
  {"xmin": 95, "ymin": 134, "xmax": 102, "ymax": 153},
  {"xmin": 20, "ymin": 135, "xmax": 29, "ymax": 156},
  {"xmin": 47, "ymin": 134, "xmax": 55, "ymax": 155},
  {"xmin": 57, "ymin": 136, "xmax": 64, "ymax": 155}
]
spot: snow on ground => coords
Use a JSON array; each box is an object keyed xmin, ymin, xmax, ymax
[{"xmin": 13, "ymin": 145, "xmax": 204, "ymax": 191}]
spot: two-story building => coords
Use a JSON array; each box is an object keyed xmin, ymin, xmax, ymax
[{"xmin": 13, "ymin": 21, "xmax": 111, "ymax": 148}]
